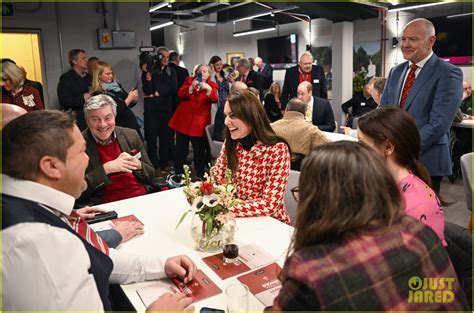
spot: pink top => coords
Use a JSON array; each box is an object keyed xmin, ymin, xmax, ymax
[{"xmin": 399, "ymin": 173, "xmax": 446, "ymax": 246}]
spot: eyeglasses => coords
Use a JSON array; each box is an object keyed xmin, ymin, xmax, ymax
[{"xmin": 290, "ymin": 186, "xmax": 299, "ymax": 202}]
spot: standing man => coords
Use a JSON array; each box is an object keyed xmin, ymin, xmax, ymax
[
  {"xmin": 282, "ymin": 51, "xmax": 327, "ymax": 110},
  {"xmin": 168, "ymin": 51, "xmax": 190, "ymax": 162},
  {"xmin": 255, "ymin": 57, "xmax": 273, "ymax": 97},
  {"xmin": 142, "ymin": 46, "xmax": 177, "ymax": 175},
  {"xmin": 57, "ymin": 49, "xmax": 91, "ymax": 130},
  {"xmin": 236, "ymin": 58, "xmax": 261, "ymax": 91},
  {"xmin": 380, "ymin": 18, "xmax": 463, "ymax": 193},
  {"xmin": 297, "ymin": 81, "xmax": 335, "ymax": 132}
]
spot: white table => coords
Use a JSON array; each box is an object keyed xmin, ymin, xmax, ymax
[
  {"xmin": 452, "ymin": 119, "xmax": 473, "ymax": 129},
  {"xmin": 322, "ymin": 131, "xmax": 358, "ymax": 142},
  {"xmin": 98, "ymin": 188, "xmax": 294, "ymax": 312}
]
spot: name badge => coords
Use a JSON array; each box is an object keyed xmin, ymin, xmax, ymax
[
  {"xmin": 313, "ymin": 79, "xmax": 319, "ymax": 84},
  {"xmin": 361, "ymin": 102, "xmax": 366, "ymax": 106}
]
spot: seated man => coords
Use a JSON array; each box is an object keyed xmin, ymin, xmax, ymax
[
  {"xmin": 79, "ymin": 94, "xmax": 155, "ymax": 205},
  {"xmin": 2, "ymin": 110, "xmax": 196, "ymax": 310},
  {"xmin": 341, "ymin": 77, "xmax": 377, "ymax": 127},
  {"xmin": 271, "ymin": 98, "xmax": 329, "ymax": 170},
  {"xmin": 297, "ymin": 81, "xmax": 336, "ymax": 132},
  {"xmin": 1, "ymin": 102, "xmax": 140, "ymax": 248}
]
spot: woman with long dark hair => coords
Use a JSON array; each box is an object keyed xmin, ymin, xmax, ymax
[
  {"xmin": 271, "ymin": 141, "xmax": 468, "ymax": 310},
  {"xmin": 212, "ymin": 90, "xmax": 291, "ymax": 224},
  {"xmin": 358, "ymin": 106, "xmax": 446, "ymax": 245}
]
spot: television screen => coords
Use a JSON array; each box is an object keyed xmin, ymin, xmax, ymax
[
  {"xmin": 431, "ymin": 15, "xmax": 472, "ymax": 65},
  {"xmin": 257, "ymin": 34, "xmax": 298, "ymax": 69}
]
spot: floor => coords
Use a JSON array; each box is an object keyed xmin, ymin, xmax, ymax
[{"xmin": 441, "ymin": 176, "xmax": 472, "ymax": 228}]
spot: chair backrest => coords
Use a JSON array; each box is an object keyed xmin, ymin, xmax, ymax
[
  {"xmin": 284, "ymin": 170, "xmax": 300, "ymax": 226},
  {"xmin": 334, "ymin": 120, "xmax": 338, "ymax": 133},
  {"xmin": 205, "ymin": 124, "xmax": 224, "ymax": 159},
  {"xmin": 352, "ymin": 116, "xmax": 360, "ymax": 129},
  {"xmin": 460, "ymin": 152, "xmax": 472, "ymax": 211}
]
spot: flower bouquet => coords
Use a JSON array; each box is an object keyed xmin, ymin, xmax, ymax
[{"xmin": 176, "ymin": 165, "xmax": 240, "ymax": 251}]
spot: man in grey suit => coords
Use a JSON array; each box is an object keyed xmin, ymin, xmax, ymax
[{"xmin": 380, "ymin": 18, "xmax": 463, "ymax": 193}]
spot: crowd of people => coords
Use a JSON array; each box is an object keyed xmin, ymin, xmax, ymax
[{"xmin": 1, "ymin": 17, "xmax": 472, "ymax": 311}]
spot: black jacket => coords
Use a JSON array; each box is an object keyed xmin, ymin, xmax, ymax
[
  {"xmin": 57, "ymin": 69, "xmax": 91, "ymax": 130},
  {"xmin": 312, "ymin": 97, "xmax": 335, "ymax": 132},
  {"xmin": 142, "ymin": 66, "xmax": 178, "ymax": 113},
  {"xmin": 282, "ymin": 65, "xmax": 327, "ymax": 109}
]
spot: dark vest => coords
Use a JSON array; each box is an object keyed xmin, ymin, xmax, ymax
[{"xmin": 2, "ymin": 194, "xmax": 113, "ymax": 310}]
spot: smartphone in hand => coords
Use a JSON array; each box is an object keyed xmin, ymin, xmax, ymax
[{"xmin": 196, "ymin": 72, "xmax": 203, "ymax": 82}]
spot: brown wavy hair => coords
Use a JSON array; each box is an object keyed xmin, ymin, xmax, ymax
[
  {"xmin": 224, "ymin": 90, "xmax": 287, "ymax": 172},
  {"xmin": 291, "ymin": 141, "xmax": 404, "ymax": 252},
  {"xmin": 358, "ymin": 106, "xmax": 432, "ymax": 187}
]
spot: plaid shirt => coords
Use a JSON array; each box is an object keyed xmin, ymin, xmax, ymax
[{"xmin": 271, "ymin": 216, "xmax": 469, "ymax": 311}]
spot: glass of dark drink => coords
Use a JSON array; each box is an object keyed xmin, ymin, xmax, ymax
[{"xmin": 223, "ymin": 243, "xmax": 239, "ymax": 264}]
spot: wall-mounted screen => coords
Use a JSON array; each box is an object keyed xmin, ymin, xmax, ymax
[
  {"xmin": 257, "ymin": 34, "xmax": 298, "ymax": 69},
  {"xmin": 431, "ymin": 15, "xmax": 472, "ymax": 66}
]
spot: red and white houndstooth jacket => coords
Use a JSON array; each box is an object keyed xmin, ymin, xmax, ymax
[{"xmin": 212, "ymin": 142, "xmax": 291, "ymax": 224}]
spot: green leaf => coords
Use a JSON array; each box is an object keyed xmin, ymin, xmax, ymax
[{"xmin": 175, "ymin": 210, "xmax": 192, "ymax": 229}]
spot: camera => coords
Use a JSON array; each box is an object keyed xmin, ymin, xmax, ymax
[{"xmin": 139, "ymin": 46, "xmax": 163, "ymax": 74}]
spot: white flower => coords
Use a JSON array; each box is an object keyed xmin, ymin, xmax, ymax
[
  {"xmin": 203, "ymin": 194, "xmax": 219, "ymax": 207},
  {"xmin": 191, "ymin": 196, "xmax": 205, "ymax": 212}
]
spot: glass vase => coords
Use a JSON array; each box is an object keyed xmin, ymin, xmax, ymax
[{"xmin": 190, "ymin": 212, "xmax": 236, "ymax": 252}]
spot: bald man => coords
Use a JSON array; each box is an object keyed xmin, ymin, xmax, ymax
[
  {"xmin": 281, "ymin": 51, "xmax": 327, "ymax": 110},
  {"xmin": 380, "ymin": 18, "xmax": 463, "ymax": 193},
  {"xmin": 1, "ymin": 103, "xmax": 27, "ymax": 128}
]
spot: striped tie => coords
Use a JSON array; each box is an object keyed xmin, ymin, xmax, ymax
[
  {"xmin": 69, "ymin": 210, "xmax": 110, "ymax": 255},
  {"xmin": 399, "ymin": 64, "xmax": 418, "ymax": 108}
]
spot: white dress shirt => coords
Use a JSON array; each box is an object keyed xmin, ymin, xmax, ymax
[
  {"xmin": 305, "ymin": 96, "xmax": 314, "ymax": 123},
  {"xmin": 398, "ymin": 51, "xmax": 433, "ymax": 104},
  {"xmin": 2, "ymin": 175, "xmax": 166, "ymax": 311}
]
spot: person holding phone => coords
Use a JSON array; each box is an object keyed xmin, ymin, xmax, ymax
[
  {"xmin": 169, "ymin": 64, "xmax": 218, "ymax": 178},
  {"xmin": 90, "ymin": 61, "xmax": 142, "ymax": 141}
]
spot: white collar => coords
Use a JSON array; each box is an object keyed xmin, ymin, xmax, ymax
[
  {"xmin": 308, "ymin": 96, "xmax": 314, "ymax": 108},
  {"xmin": 409, "ymin": 51, "xmax": 433, "ymax": 69},
  {"xmin": 1, "ymin": 174, "xmax": 75, "ymax": 216}
]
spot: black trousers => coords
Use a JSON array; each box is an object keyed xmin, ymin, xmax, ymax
[
  {"xmin": 174, "ymin": 131, "xmax": 207, "ymax": 178},
  {"xmin": 431, "ymin": 176, "xmax": 442, "ymax": 195},
  {"xmin": 144, "ymin": 110, "xmax": 172, "ymax": 169}
]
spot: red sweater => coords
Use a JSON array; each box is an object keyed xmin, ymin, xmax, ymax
[
  {"xmin": 96, "ymin": 140, "xmax": 147, "ymax": 203},
  {"xmin": 2, "ymin": 85, "xmax": 44, "ymax": 112}
]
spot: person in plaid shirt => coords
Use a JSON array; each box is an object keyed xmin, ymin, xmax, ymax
[
  {"xmin": 212, "ymin": 90, "xmax": 291, "ymax": 224},
  {"xmin": 271, "ymin": 142, "xmax": 469, "ymax": 311}
]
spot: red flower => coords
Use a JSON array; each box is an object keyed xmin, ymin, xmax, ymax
[
  {"xmin": 219, "ymin": 178, "xmax": 228, "ymax": 185},
  {"xmin": 200, "ymin": 181, "xmax": 214, "ymax": 195}
]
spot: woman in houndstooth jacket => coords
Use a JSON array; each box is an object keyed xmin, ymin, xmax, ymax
[{"xmin": 212, "ymin": 90, "xmax": 291, "ymax": 224}]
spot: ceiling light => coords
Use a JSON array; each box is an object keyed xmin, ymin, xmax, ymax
[
  {"xmin": 233, "ymin": 6, "xmax": 298, "ymax": 23},
  {"xmin": 149, "ymin": 2, "xmax": 169, "ymax": 13},
  {"xmin": 388, "ymin": 2, "xmax": 452, "ymax": 12},
  {"xmin": 233, "ymin": 27, "xmax": 276, "ymax": 37},
  {"xmin": 446, "ymin": 12, "xmax": 474, "ymax": 19},
  {"xmin": 150, "ymin": 21, "xmax": 174, "ymax": 31}
]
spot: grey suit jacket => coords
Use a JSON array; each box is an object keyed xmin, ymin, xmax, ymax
[
  {"xmin": 380, "ymin": 54, "xmax": 463, "ymax": 176},
  {"xmin": 79, "ymin": 126, "xmax": 155, "ymax": 205}
]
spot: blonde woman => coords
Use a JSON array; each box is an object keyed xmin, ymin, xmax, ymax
[
  {"xmin": 90, "ymin": 61, "xmax": 141, "ymax": 139},
  {"xmin": 264, "ymin": 82, "xmax": 283, "ymax": 122},
  {"xmin": 1, "ymin": 61, "xmax": 44, "ymax": 112}
]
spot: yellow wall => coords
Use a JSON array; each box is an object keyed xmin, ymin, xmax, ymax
[{"xmin": 1, "ymin": 32, "xmax": 44, "ymax": 85}]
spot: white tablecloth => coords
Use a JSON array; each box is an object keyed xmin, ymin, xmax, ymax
[{"xmin": 98, "ymin": 188, "xmax": 294, "ymax": 312}]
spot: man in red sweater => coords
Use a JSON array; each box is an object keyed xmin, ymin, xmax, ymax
[{"xmin": 78, "ymin": 94, "xmax": 155, "ymax": 205}]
